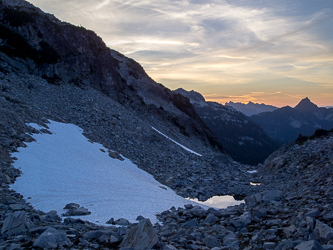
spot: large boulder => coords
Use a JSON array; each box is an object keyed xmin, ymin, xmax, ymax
[
  {"xmin": 62, "ymin": 203, "xmax": 91, "ymax": 216},
  {"xmin": 120, "ymin": 218, "xmax": 160, "ymax": 250},
  {"xmin": 262, "ymin": 190, "xmax": 283, "ymax": 202},
  {"xmin": 314, "ymin": 220, "xmax": 333, "ymax": 243},
  {"xmin": 294, "ymin": 240, "xmax": 323, "ymax": 250},
  {"xmin": 1, "ymin": 211, "xmax": 32, "ymax": 237},
  {"xmin": 33, "ymin": 227, "xmax": 72, "ymax": 248}
]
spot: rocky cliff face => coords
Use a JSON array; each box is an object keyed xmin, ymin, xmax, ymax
[
  {"xmin": 250, "ymin": 97, "xmax": 333, "ymax": 145},
  {"xmin": 174, "ymin": 88, "xmax": 280, "ymax": 165}
]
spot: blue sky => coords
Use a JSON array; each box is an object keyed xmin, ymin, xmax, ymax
[{"xmin": 28, "ymin": 0, "xmax": 333, "ymax": 107}]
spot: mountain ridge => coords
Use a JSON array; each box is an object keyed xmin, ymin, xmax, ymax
[
  {"xmin": 225, "ymin": 101, "xmax": 278, "ymax": 116},
  {"xmin": 174, "ymin": 88, "xmax": 280, "ymax": 165},
  {"xmin": 250, "ymin": 97, "xmax": 333, "ymax": 145}
]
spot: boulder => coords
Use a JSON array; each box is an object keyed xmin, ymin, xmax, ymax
[
  {"xmin": 1, "ymin": 211, "xmax": 32, "ymax": 237},
  {"xmin": 62, "ymin": 205, "xmax": 91, "ymax": 216},
  {"xmin": 314, "ymin": 220, "xmax": 333, "ymax": 243},
  {"xmin": 204, "ymin": 235, "xmax": 220, "ymax": 248},
  {"xmin": 114, "ymin": 218, "xmax": 130, "ymax": 226},
  {"xmin": 262, "ymin": 190, "xmax": 283, "ymax": 202},
  {"xmin": 263, "ymin": 242, "xmax": 276, "ymax": 249},
  {"xmin": 244, "ymin": 193, "xmax": 263, "ymax": 206},
  {"xmin": 295, "ymin": 240, "xmax": 323, "ymax": 250},
  {"xmin": 183, "ymin": 219, "xmax": 198, "ymax": 228},
  {"xmin": 284, "ymin": 225, "xmax": 296, "ymax": 238},
  {"xmin": 120, "ymin": 218, "xmax": 159, "ymax": 250},
  {"xmin": 32, "ymin": 227, "xmax": 72, "ymax": 248},
  {"xmin": 203, "ymin": 213, "xmax": 219, "ymax": 225}
]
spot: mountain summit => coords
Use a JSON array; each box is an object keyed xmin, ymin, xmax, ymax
[
  {"xmin": 251, "ymin": 98, "xmax": 333, "ymax": 144},
  {"xmin": 294, "ymin": 97, "xmax": 318, "ymax": 112}
]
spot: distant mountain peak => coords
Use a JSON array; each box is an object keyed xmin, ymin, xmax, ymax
[
  {"xmin": 225, "ymin": 101, "xmax": 277, "ymax": 116},
  {"xmin": 294, "ymin": 97, "xmax": 318, "ymax": 112}
]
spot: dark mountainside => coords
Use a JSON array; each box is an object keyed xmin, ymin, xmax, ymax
[
  {"xmin": 174, "ymin": 88, "xmax": 280, "ymax": 165},
  {"xmin": 226, "ymin": 101, "xmax": 278, "ymax": 116},
  {"xmin": 0, "ymin": 1, "xmax": 333, "ymax": 249},
  {"xmin": 250, "ymin": 97, "xmax": 333, "ymax": 145},
  {"xmin": 0, "ymin": 0, "xmax": 223, "ymax": 152}
]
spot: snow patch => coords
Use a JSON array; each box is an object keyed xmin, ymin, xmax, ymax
[
  {"xmin": 290, "ymin": 118, "xmax": 302, "ymax": 128},
  {"xmin": 151, "ymin": 127, "xmax": 202, "ymax": 156},
  {"xmin": 11, "ymin": 120, "xmax": 201, "ymax": 225}
]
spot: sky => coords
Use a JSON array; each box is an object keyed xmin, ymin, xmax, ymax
[{"xmin": 27, "ymin": 0, "xmax": 333, "ymax": 107}]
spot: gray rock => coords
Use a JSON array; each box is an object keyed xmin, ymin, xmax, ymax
[
  {"xmin": 1, "ymin": 211, "xmax": 32, "ymax": 237},
  {"xmin": 244, "ymin": 193, "xmax": 262, "ymax": 206},
  {"xmin": 114, "ymin": 218, "xmax": 130, "ymax": 226},
  {"xmin": 32, "ymin": 227, "xmax": 72, "ymax": 248},
  {"xmin": 205, "ymin": 235, "xmax": 220, "ymax": 248},
  {"xmin": 262, "ymin": 190, "xmax": 283, "ymax": 202},
  {"xmin": 203, "ymin": 213, "xmax": 219, "ymax": 225},
  {"xmin": 8, "ymin": 204, "xmax": 24, "ymax": 211},
  {"xmin": 186, "ymin": 205, "xmax": 206, "ymax": 217},
  {"xmin": 231, "ymin": 220, "xmax": 245, "ymax": 229},
  {"xmin": 136, "ymin": 216, "xmax": 145, "ymax": 221},
  {"xmin": 163, "ymin": 244, "xmax": 178, "ymax": 250},
  {"xmin": 263, "ymin": 242, "xmax": 276, "ymax": 249},
  {"xmin": 306, "ymin": 209, "xmax": 321, "ymax": 218},
  {"xmin": 184, "ymin": 204, "xmax": 193, "ymax": 209},
  {"xmin": 323, "ymin": 245, "xmax": 333, "ymax": 250},
  {"xmin": 284, "ymin": 224, "xmax": 296, "ymax": 237},
  {"xmin": 266, "ymin": 219, "xmax": 282, "ymax": 226},
  {"xmin": 62, "ymin": 206, "xmax": 91, "ymax": 216},
  {"xmin": 106, "ymin": 217, "xmax": 115, "ymax": 224},
  {"xmin": 295, "ymin": 240, "xmax": 323, "ymax": 250},
  {"xmin": 63, "ymin": 203, "xmax": 80, "ymax": 209},
  {"xmin": 307, "ymin": 217, "xmax": 316, "ymax": 232},
  {"xmin": 0, "ymin": 174, "xmax": 11, "ymax": 184},
  {"xmin": 46, "ymin": 210, "xmax": 61, "ymax": 222},
  {"xmin": 275, "ymin": 239, "xmax": 299, "ymax": 250},
  {"xmin": 314, "ymin": 220, "xmax": 333, "ymax": 243},
  {"xmin": 120, "ymin": 219, "xmax": 159, "ymax": 250},
  {"xmin": 183, "ymin": 219, "xmax": 198, "ymax": 228},
  {"xmin": 84, "ymin": 230, "xmax": 108, "ymax": 240}
]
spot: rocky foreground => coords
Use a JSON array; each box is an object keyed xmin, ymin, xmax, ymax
[{"xmin": 1, "ymin": 88, "xmax": 333, "ymax": 250}]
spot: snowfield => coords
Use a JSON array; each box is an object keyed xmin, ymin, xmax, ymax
[{"xmin": 11, "ymin": 120, "xmax": 201, "ymax": 224}]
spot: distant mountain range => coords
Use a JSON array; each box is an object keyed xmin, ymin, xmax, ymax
[
  {"xmin": 225, "ymin": 101, "xmax": 278, "ymax": 116},
  {"xmin": 174, "ymin": 89, "xmax": 280, "ymax": 165},
  {"xmin": 250, "ymin": 97, "xmax": 333, "ymax": 145}
]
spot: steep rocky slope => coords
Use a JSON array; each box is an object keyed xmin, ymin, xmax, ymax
[
  {"xmin": 0, "ymin": 0, "xmax": 222, "ymax": 152},
  {"xmin": 173, "ymin": 88, "xmax": 279, "ymax": 165},
  {"xmin": 251, "ymin": 97, "xmax": 333, "ymax": 145}
]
